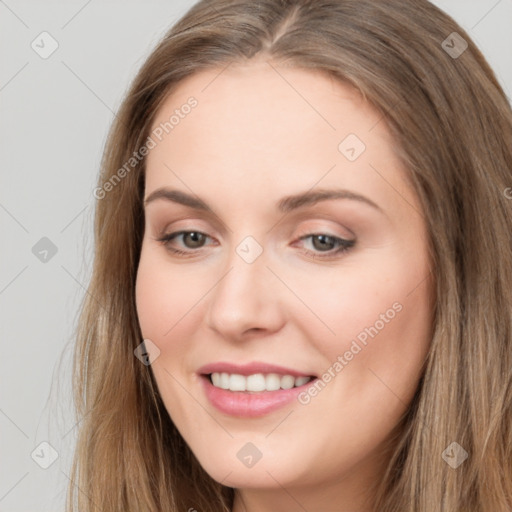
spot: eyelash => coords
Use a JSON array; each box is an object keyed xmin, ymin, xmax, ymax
[{"xmin": 155, "ymin": 230, "xmax": 356, "ymax": 260}]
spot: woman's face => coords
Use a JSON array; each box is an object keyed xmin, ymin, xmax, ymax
[{"xmin": 136, "ymin": 60, "xmax": 434, "ymax": 505}]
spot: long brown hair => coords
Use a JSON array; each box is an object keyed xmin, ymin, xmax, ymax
[{"xmin": 66, "ymin": 1, "xmax": 512, "ymax": 510}]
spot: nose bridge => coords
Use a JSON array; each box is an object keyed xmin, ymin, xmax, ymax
[{"xmin": 205, "ymin": 235, "xmax": 284, "ymax": 338}]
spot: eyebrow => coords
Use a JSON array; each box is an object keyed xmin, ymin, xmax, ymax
[{"xmin": 143, "ymin": 187, "xmax": 383, "ymax": 214}]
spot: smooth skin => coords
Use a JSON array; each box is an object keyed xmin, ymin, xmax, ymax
[{"xmin": 135, "ymin": 58, "xmax": 435, "ymax": 512}]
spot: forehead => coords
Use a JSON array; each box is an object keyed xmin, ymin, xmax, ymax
[
  {"xmin": 144, "ymin": 61, "xmax": 414, "ymax": 214},
  {"xmin": 148, "ymin": 59, "xmax": 383, "ymax": 148}
]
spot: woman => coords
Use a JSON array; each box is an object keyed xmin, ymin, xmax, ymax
[{"xmin": 68, "ymin": 1, "xmax": 512, "ymax": 511}]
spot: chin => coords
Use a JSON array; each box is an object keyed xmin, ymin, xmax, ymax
[{"xmin": 189, "ymin": 438, "xmax": 313, "ymax": 490}]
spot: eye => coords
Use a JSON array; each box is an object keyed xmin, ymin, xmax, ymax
[
  {"xmin": 296, "ymin": 233, "xmax": 355, "ymax": 259},
  {"xmin": 156, "ymin": 230, "xmax": 213, "ymax": 256},
  {"xmin": 174, "ymin": 231, "xmax": 207, "ymax": 249},
  {"xmin": 155, "ymin": 230, "xmax": 356, "ymax": 260}
]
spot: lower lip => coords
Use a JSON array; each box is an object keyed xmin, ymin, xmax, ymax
[{"xmin": 200, "ymin": 375, "xmax": 316, "ymax": 418}]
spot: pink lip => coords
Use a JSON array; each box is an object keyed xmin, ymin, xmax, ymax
[
  {"xmin": 197, "ymin": 361, "xmax": 315, "ymax": 378},
  {"xmin": 197, "ymin": 361, "xmax": 317, "ymax": 418}
]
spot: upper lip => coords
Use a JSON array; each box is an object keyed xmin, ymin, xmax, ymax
[{"xmin": 197, "ymin": 361, "xmax": 316, "ymax": 378}]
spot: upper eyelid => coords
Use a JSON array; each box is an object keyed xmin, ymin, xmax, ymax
[
  {"xmin": 156, "ymin": 215, "xmax": 355, "ymax": 238},
  {"xmin": 147, "ymin": 206, "xmax": 231, "ymax": 235}
]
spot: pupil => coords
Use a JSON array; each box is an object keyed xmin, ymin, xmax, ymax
[
  {"xmin": 313, "ymin": 235, "xmax": 334, "ymax": 251},
  {"xmin": 185, "ymin": 232, "xmax": 204, "ymax": 248}
]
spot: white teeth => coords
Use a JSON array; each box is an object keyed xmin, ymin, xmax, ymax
[
  {"xmin": 294, "ymin": 376, "xmax": 310, "ymax": 387},
  {"xmin": 210, "ymin": 372, "xmax": 312, "ymax": 392},
  {"xmin": 220, "ymin": 372, "xmax": 230, "ymax": 389},
  {"xmin": 211, "ymin": 372, "xmax": 221, "ymax": 387},
  {"xmin": 265, "ymin": 373, "xmax": 281, "ymax": 391},
  {"xmin": 246, "ymin": 373, "xmax": 266, "ymax": 392},
  {"xmin": 229, "ymin": 374, "xmax": 246, "ymax": 391},
  {"xmin": 280, "ymin": 375, "xmax": 295, "ymax": 389}
]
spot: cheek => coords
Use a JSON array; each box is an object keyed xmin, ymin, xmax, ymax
[
  {"xmin": 346, "ymin": 285, "xmax": 431, "ymax": 410},
  {"xmin": 135, "ymin": 250, "xmax": 206, "ymax": 344},
  {"xmin": 294, "ymin": 247, "xmax": 433, "ymax": 395},
  {"xmin": 135, "ymin": 253, "xmax": 210, "ymax": 420},
  {"xmin": 289, "ymin": 253, "xmax": 431, "ymax": 342}
]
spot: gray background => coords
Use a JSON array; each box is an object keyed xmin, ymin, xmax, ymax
[{"xmin": 1, "ymin": 1, "xmax": 511, "ymax": 510}]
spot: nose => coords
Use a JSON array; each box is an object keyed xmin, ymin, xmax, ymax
[{"xmin": 204, "ymin": 243, "xmax": 286, "ymax": 341}]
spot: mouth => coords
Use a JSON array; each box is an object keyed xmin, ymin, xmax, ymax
[{"xmin": 197, "ymin": 362, "xmax": 318, "ymax": 417}]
